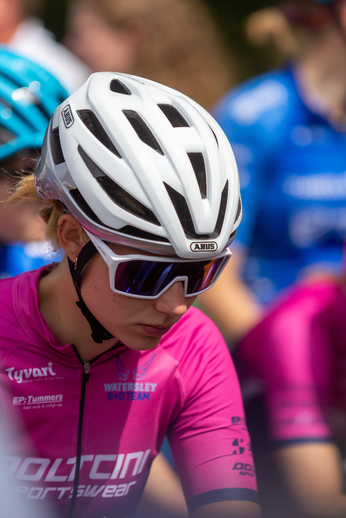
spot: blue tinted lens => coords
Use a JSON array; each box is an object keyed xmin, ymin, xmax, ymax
[{"xmin": 114, "ymin": 256, "xmax": 227, "ymax": 297}]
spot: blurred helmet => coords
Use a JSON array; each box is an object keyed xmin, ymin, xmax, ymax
[
  {"xmin": 35, "ymin": 72, "xmax": 241, "ymax": 259},
  {"xmin": 0, "ymin": 46, "xmax": 68, "ymax": 162}
]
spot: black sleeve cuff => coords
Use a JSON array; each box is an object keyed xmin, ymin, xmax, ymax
[
  {"xmin": 272, "ymin": 437, "xmax": 333, "ymax": 449},
  {"xmin": 187, "ymin": 488, "xmax": 259, "ymax": 513}
]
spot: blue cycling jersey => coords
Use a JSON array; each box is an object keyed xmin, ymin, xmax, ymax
[
  {"xmin": 0, "ymin": 242, "xmax": 62, "ymax": 278},
  {"xmin": 214, "ymin": 68, "xmax": 346, "ymax": 303}
]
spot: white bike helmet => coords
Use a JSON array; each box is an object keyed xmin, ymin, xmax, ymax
[{"xmin": 35, "ymin": 72, "xmax": 241, "ymax": 259}]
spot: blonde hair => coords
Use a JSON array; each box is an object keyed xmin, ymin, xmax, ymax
[
  {"xmin": 70, "ymin": 0, "xmax": 234, "ymax": 110},
  {"xmin": 8, "ymin": 173, "xmax": 64, "ymax": 249}
]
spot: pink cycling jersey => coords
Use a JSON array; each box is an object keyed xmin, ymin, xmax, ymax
[
  {"xmin": 0, "ymin": 266, "xmax": 258, "ymax": 518},
  {"xmin": 238, "ymin": 279, "xmax": 346, "ymax": 448}
]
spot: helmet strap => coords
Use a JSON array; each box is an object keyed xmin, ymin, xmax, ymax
[{"xmin": 67, "ymin": 240, "xmax": 114, "ymax": 344}]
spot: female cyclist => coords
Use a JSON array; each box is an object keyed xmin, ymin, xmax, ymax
[{"xmin": 0, "ymin": 72, "xmax": 260, "ymax": 518}]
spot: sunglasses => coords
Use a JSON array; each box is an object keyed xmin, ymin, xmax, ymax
[{"xmin": 84, "ymin": 229, "xmax": 231, "ymax": 299}]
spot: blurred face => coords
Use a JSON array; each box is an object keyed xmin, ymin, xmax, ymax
[
  {"xmin": 64, "ymin": 2, "xmax": 139, "ymax": 73},
  {"xmin": 80, "ymin": 242, "xmax": 196, "ymax": 351}
]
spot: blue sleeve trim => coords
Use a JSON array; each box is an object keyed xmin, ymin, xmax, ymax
[
  {"xmin": 273, "ymin": 437, "xmax": 333, "ymax": 448},
  {"xmin": 187, "ymin": 488, "xmax": 259, "ymax": 513}
]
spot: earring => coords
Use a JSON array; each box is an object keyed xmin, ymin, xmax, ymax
[
  {"xmin": 74, "ymin": 256, "xmax": 78, "ymax": 271},
  {"xmin": 69, "ymin": 251, "xmax": 73, "ymax": 256}
]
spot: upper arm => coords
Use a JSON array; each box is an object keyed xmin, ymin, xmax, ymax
[{"xmin": 167, "ymin": 322, "xmax": 259, "ymax": 512}]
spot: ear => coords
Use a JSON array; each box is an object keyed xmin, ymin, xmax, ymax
[{"xmin": 57, "ymin": 214, "xmax": 89, "ymax": 256}]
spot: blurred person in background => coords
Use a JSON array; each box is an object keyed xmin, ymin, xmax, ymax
[
  {"xmin": 199, "ymin": 0, "xmax": 346, "ymax": 344},
  {"xmin": 0, "ymin": 0, "xmax": 89, "ymax": 92},
  {"xmin": 63, "ymin": 0, "xmax": 234, "ymax": 111},
  {"xmin": 236, "ymin": 267, "xmax": 346, "ymax": 518},
  {"xmin": 0, "ymin": 46, "xmax": 67, "ymax": 278}
]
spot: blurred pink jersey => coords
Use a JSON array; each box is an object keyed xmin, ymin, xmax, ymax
[
  {"xmin": 0, "ymin": 266, "xmax": 258, "ymax": 518},
  {"xmin": 238, "ymin": 279, "xmax": 346, "ymax": 447}
]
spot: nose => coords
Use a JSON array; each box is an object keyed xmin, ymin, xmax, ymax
[{"xmin": 154, "ymin": 281, "xmax": 188, "ymax": 317}]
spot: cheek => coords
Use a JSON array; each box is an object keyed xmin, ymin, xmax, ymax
[{"xmin": 187, "ymin": 296, "xmax": 197, "ymax": 309}]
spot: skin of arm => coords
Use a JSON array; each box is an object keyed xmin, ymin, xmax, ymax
[
  {"xmin": 135, "ymin": 452, "xmax": 188, "ymax": 518},
  {"xmin": 197, "ymin": 248, "xmax": 263, "ymax": 344},
  {"xmin": 275, "ymin": 442, "xmax": 346, "ymax": 518}
]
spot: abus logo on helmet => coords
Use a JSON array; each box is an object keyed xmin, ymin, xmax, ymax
[
  {"xmin": 190, "ymin": 242, "xmax": 218, "ymax": 252},
  {"xmin": 62, "ymin": 104, "xmax": 74, "ymax": 128}
]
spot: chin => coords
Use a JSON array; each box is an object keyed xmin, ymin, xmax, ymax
[{"xmin": 124, "ymin": 337, "xmax": 161, "ymax": 351}]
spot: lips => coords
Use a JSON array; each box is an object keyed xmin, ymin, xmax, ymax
[{"xmin": 138, "ymin": 324, "xmax": 173, "ymax": 337}]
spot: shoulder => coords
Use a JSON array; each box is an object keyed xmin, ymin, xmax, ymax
[
  {"xmin": 0, "ymin": 267, "xmax": 45, "ymax": 344},
  {"xmin": 160, "ymin": 307, "xmax": 235, "ymax": 389},
  {"xmin": 214, "ymin": 69, "xmax": 297, "ymax": 134},
  {"xmin": 161, "ymin": 306, "xmax": 229, "ymax": 358},
  {"xmin": 0, "ymin": 275, "xmax": 21, "ymax": 355},
  {"xmin": 0, "ymin": 275, "xmax": 16, "ymax": 307},
  {"xmin": 240, "ymin": 280, "xmax": 344, "ymax": 365},
  {"xmin": 268, "ymin": 279, "xmax": 343, "ymax": 327}
]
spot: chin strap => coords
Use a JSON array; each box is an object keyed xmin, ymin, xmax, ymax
[{"xmin": 67, "ymin": 240, "xmax": 114, "ymax": 344}]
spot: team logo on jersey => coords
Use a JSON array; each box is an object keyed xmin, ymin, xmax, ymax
[
  {"xmin": 62, "ymin": 104, "xmax": 74, "ymax": 128},
  {"xmin": 105, "ymin": 355, "xmax": 157, "ymax": 402},
  {"xmin": 190, "ymin": 242, "xmax": 218, "ymax": 252},
  {"xmin": 116, "ymin": 355, "xmax": 155, "ymax": 381}
]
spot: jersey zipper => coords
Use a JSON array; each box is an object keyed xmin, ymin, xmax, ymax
[
  {"xmin": 67, "ymin": 343, "xmax": 122, "ymax": 518},
  {"xmin": 67, "ymin": 360, "xmax": 90, "ymax": 518}
]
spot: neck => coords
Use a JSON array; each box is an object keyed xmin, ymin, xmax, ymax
[
  {"xmin": 296, "ymin": 25, "xmax": 346, "ymax": 128},
  {"xmin": 38, "ymin": 258, "xmax": 119, "ymax": 361}
]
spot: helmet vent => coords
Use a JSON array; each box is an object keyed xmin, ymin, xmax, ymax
[
  {"xmin": 50, "ymin": 126, "xmax": 65, "ymax": 165},
  {"xmin": 0, "ymin": 126, "xmax": 15, "ymax": 145},
  {"xmin": 77, "ymin": 110, "xmax": 122, "ymax": 158},
  {"xmin": 208, "ymin": 124, "xmax": 219, "ymax": 147},
  {"xmin": 158, "ymin": 104, "xmax": 189, "ymax": 128},
  {"xmin": 110, "ymin": 79, "xmax": 131, "ymax": 95},
  {"xmin": 235, "ymin": 197, "xmax": 242, "ymax": 223},
  {"xmin": 164, "ymin": 180, "xmax": 228, "ymax": 239},
  {"xmin": 78, "ymin": 146, "xmax": 161, "ymax": 226},
  {"xmin": 68, "ymin": 187, "xmax": 105, "ymax": 225},
  {"xmin": 188, "ymin": 152, "xmax": 207, "ymax": 199},
  {"xmin": 117, "ymin": 225, "xmax": 169, "ymax": 243},
  {"xmin": 0, "ymin": 95, "xmax": 36, "ymax": 132},
  {"xmin": 227, "ymin": 230, "xmax": 237, "ymax": 247},
  {"xmin": 123, "ymin": 110, "xmax": 164, "ymax": 155}
]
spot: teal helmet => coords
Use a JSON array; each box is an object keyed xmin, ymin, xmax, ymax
[{"xmin": 0, "ymin": 46, "xmax": 68, "ymax": 162}]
